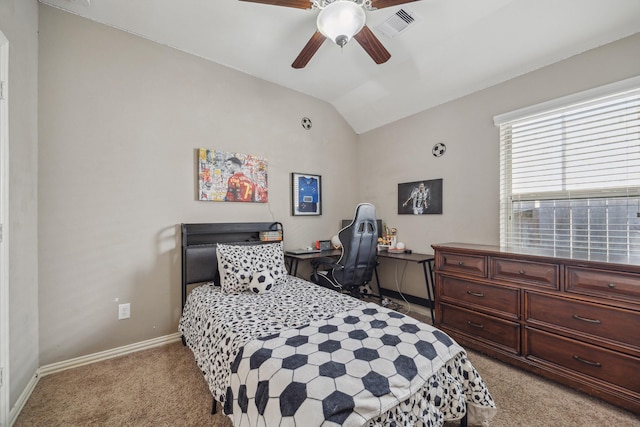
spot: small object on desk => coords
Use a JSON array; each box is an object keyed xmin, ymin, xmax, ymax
[
  {"xmin": 316, "ymin": 240, "xmax": 332, "ymax": 251},
  {"xmin": 405, "ymin": 249, "xmax": 412, "ymax": 254},
  {"xmin": 377, "ymin": 244, "xmax": 390, "ymax": 252},
  {"xmin": 388, "ymin": 241, "xmax": 406, "ymax": 254}
]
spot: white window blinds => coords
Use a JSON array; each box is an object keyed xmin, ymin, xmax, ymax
[{"xmin": 495, "ymin": 77, "xmax": 640, "ymax": 258}]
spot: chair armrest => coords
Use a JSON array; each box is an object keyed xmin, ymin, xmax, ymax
[{"xmin": 310, "ymin": 256, "xmax": 342, "ymax": 284}]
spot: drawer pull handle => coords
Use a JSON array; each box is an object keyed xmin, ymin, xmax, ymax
[
  {"xmin": 572, "ymin": 355, "xmax": 601, "ymax": 367},
  {"xmin": 607, "ymin": 282, "xmax": 616, "ymax": 289},
  {"xmin": 467, "ymin": 290, "xmax": 485, "ymax": 297},
  {"xmin": 457, "ymin": 261, "xmax": 465, "ymax": 266},
  {"xmin": 572, "ymin": 314, "xmax": 601, "ymax": 324},
  {"xmin": 518, "ymin": 269, "xmax": 525, "ymax": 275},
  {"xmin": 467, "ymin": 321, "xmax": 484, "ymax": 329}
]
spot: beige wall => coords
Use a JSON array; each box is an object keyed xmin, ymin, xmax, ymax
[
  {"xmin": 358, "ymin": 32, "xmax": 640, "ymax": 300},
  {"xmin": 0, "ymin": 0, "xmax": 40, "ymax": 412},
  {"xmin": 37, "ymin": 5, "xmax": 359, "ymax": 365}
]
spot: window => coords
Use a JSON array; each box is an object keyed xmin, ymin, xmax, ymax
[{"xmin": 495, "ymin": 77, "xmax": 640, "ymax": 259}]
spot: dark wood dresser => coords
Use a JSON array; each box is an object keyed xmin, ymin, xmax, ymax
[{"xmin": 432, "ymin": 243, "xmax": 640, "ymax": 414}]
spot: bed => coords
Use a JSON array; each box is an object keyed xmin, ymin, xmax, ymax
[{"xmin": 178, "ymin": 222, "xmax": 496, "ymax": 426}]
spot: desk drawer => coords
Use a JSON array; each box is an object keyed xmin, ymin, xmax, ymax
[
  {"xmin": 566, "ymin": 266, "xmax": 640, "ymax": 303},
  {"xmin": 526, "ymin": 328, "xmax": 640, "ymax": 394},
  {"xmin": 491, "ymin": 257, "xmax": 559, "ymax": 290},
  {"xmin": 440, "ymin": 303, "xmax": 520, "ymax": 353},
  {"xmin": 525, "ymin": 292, "xmax": 640, "ymax": 349},
  {"xmin": 438, "ymin": 252, "xmax": 487, "ymax": 277},
  {"xmin": 440, "ymin": 276, "xmax": 519, "ymax": 319}
]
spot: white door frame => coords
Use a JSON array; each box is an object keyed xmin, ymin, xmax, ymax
[{"xmin": 0, "ymin": 30, "xmax": 10, "ymax": 427}]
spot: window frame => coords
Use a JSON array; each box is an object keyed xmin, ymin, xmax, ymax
[{"xmin": 495, "ymin": 76, "xmax": 640, "ymax": 256}]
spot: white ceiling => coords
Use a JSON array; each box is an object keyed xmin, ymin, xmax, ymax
[{"xmin": 39, "ymin": 0, "xmax": 640, "ymax": 134}]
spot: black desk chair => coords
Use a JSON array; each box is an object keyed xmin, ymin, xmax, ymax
[{"xmin": 310, "ymin": 203, "xmax": 378, "ymax": 299}]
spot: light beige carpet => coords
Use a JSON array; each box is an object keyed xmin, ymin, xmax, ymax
[{"xmin": 15, "ymin": 315, "xmax": 640, "ymax": 426}]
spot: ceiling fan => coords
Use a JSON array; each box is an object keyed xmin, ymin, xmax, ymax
[{"xmin": 239, "ymin": 0, "xmax": 420, "ymax": 68}]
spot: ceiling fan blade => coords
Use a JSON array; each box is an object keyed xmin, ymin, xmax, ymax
[
  {"xmin": 371, "ymin": 0, "xmax": 420, "ymax": 9},
  {"xmin": 238, "ymin": 0, "xmax": 313, "ymax": 9},
  {"xmin": 292, "ymin": 31, "xmax": 326, "ymax": 69},
  {"xmin": 353, "ymin": 25, "xmax": 391, "ymax": 65}
]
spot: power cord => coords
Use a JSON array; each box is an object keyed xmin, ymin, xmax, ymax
[
  {"xmin": 394, "ymin": 260, "xmax": 411, "ymax": 315},
  {"xmin": 267, "ymin": 200, "xmax": 276, "ymax": 222},
  {"xmin": 379, "ymin": 261, "xmax": 412, "ymax": 314}
]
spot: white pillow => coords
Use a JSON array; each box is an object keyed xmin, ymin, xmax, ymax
[
  {"xmin": 217, "ymin": 244, "xmax": 254, "ymax": 293},
  {"xmin": 252, "ymin": 242, "xmax": 287, "ymax": 282},
  {"xmin": 216, "ymin": 242, "xmax": 287, "ymax": 293}
]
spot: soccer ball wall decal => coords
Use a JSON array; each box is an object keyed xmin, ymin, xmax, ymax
[
  {"xmin": 432, "ymin": 143, "xmax": 446, "ymax": 157},
  {"xmin": 250, "ymin": 270, "xmax": 275, "ymax": 294}
]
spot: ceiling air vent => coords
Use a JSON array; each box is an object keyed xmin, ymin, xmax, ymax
[{"xmin": 376, "ymin": 8, "xmax": 419, "ymax": 38}]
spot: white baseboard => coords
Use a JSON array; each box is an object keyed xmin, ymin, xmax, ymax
[
  {"xmin": 8, "ymin": 372, "xmax": 38, "ymax": 427},
  {"xmin": 9, "ymin": 332, "xmax": 182, "ymax": 426},
  {"xmin": 37, "ymin": 332, "xmax": 182, "ymax": 377}
]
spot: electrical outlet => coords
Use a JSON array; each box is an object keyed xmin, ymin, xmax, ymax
[{"xmin": 118, "ymin": 303, "xmax": 130, "ymax": 320}]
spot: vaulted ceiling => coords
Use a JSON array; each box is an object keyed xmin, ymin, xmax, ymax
[{"xmin": 39, "ymin": 0, "xmax": 640, "ymax": 134}]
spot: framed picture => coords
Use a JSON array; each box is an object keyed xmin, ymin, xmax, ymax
[
  {"xmin": 198, "ymin": 148, "xmax": 268, "ymax": 202},
  {"xmin": 398, "ymin": 178, "xmax": 443, "ymax": 215},
  {"xmin": 291, "ymin": 173, "xmax": 322, "ymax": 216}
]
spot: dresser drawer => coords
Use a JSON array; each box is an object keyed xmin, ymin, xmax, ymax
[
  {"xmin": 438, "ymin": 252, "xmax": 487, "ymax": 277},
  {"xmin": 491, "ymin": 257, "xmax": 559, "ymax": 290},
  {"xmin": 440, "ymin": 276, "xmax": 520, "ymax": 319},
  {"xmin": 440, "ymin": 303, "xmax": 520, "ymax": 353},
  {"xmin": 526, "ymin": 292, "xmax": 640, "ymax": 349},
  {"xmin": 566, "ymin": 266, "xmax": 640, "ymax": 303},
  {"xmin": 526, "ymin": 328, "xmax": 640, "ymax": 394}
]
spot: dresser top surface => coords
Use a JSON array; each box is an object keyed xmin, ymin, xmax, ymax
[{"xmin": 432, "ymin": 242, "xmax": 640, "ymax": 270}]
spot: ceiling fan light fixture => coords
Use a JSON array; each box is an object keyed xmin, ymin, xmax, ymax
[{"xmin": 317, "ymin": 1, "xmax": 366, "ymax": 47}]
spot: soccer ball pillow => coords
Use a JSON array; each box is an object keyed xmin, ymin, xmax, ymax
[
  {"xmin": 250, "ymin": 270, "xmax": 275, "ymax": 294},
  {"xmin": 237, "ymin": 268, "xmax": 253, "ymax": 287}
]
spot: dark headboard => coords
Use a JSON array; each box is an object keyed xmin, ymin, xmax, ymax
[{"xmin": 181, "ymin": 222, "xmax": 283, "ymax": 309}]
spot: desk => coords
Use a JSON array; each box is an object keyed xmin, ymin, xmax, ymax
[
  {"xmin": 285, "ymin": 249, "xmax": 435, "ymax": 323},
  {"xmin": 376, "ymin": 251, "xmax": 435, "ymax": 322},
  {"xmin": 285, "ymin": 249, "xmax": 341, "ymax": 277}
]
